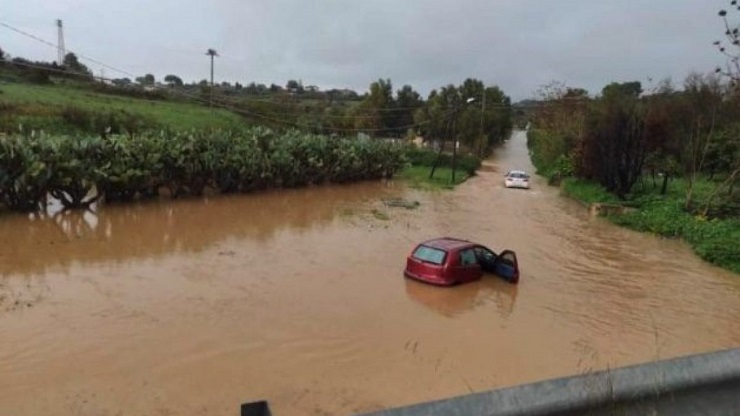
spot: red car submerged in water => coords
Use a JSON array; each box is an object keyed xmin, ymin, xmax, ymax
[{"xmin": 404, "ymin": 237, "xmax": 519, "ymax": 286}]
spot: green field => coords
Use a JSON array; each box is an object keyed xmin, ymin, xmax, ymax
[
  {"xmin": 397, "ymin": 165, "xmax": 471, "ymax": 190},
  {"xmin": 0, "ymin": 82, "xmax": 246, "ymax": 132}
]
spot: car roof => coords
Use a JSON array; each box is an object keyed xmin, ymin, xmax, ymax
[
  {"xmin": 420, "ymin": 237, "xmax": 476, "ymax": 251},
  {"xmin": 507, "ymin": 170, "xmax": 528, "ymax": 175}
]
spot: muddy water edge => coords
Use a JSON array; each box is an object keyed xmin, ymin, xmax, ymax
[{"xmin": 1, "ymin": 130, "xmax": 739, "ymax": 416}]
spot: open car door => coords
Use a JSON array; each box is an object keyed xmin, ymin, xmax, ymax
[
  {"xmin": 493, "ymin": 250, "xmax": 519, "ymax": 284},
  {"xmin": 473, "ymin": 246, "xmax": 519, "ymax": 284}
]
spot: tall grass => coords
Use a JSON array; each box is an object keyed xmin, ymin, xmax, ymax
[
  {"xmin": 399, "ymin": 147, "xmax": 480, "ymax": 189},
  {"xmin": 397, "ymin": 165, "xmax": 470, "ymax": 190}
]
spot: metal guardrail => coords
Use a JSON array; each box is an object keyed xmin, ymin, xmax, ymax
[{"xmin": 242, "ymin": 348, "xmax": 740, "ymax": 416}]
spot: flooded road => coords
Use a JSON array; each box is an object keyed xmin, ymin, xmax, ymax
[{"xmin": 1, "ymin": 130, "xmax": 739, "ymax": 416}]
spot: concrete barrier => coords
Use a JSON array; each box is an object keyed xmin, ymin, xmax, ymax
[
  {"xmin": 357, "ymin": 348, "xmax": 740, "ymax": 416},
  {"xmin": 241, "ymin": 348, "xmax": 740, "ymax": 416},
  {"xmin": 588, "ymin": 202, "xmax": 637, "ymax": 216}
]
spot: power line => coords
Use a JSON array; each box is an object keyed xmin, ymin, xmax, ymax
[
  {"xmin": 4, "ymin": 60, "xmax": 574, "ymax": 122},
  {"xmin": 2, "ymin": 60, "xmax": 451, "ymax": 133},
  {"xmin": 3, "ymin": 20, "xmax": 562, "ymax": 134},
  {"xmin": 0, "ymin": 19, "xmax": 139, "ymax": 80},
  {"xmin": 0, "ymin": 19, "xmax": 521, "ymax": 114}
]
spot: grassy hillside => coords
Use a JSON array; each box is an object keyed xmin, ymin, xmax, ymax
[{"xmin": 0, "ymin": 81, "xmax": 246, "ymax": 133}]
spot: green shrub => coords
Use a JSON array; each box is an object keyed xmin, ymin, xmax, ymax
[
  {"xmin": 0, "ymin": 129, "xmax": 408, "ymax": 211},
  {"xmin": 405, "ymin": 147, "xmax": 481, "ymax": 175},
  {"xmin": 564, "ymin": 177, "xmax": 740, "ymax": 274},
  {"xmin": 561, "ymin": 178, "xmax": 620, "ymax": 204}
]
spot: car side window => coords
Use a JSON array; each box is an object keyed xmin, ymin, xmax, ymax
[
  {"xmin": 459, "ymin": 249, "xmax": 478, "ymax": 266},
  {"xmin": 500, "ymin": 252, "xmax": 516, "ymax": 266},
  {"xmin": 473, "ymin": 247, "xmax": 494, "ymax": 260}
]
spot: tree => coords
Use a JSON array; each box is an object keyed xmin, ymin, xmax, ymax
[
  {"xmin": 580, "ymin": 82, "xmax": 647, "ymax": 198},
  {"xmin": 286, "ymin": 79, "xmax": 303, "ymax": 93},
  {"xmin": 354, "ymin": 78, "xmax": 395, "ymax": 135},
  {"xmin": 112, "ymin": 78, "xmax": 132, "ymax": 87},
  {"xmin": 135, "ymin": 74, "xmax": 155, "ymax": 86},
  {"xmin": 481, "ymin": 86, "xmax": 514, "ymax": 149},
  {"xmin": 715, "ymin": 2, "xmax": 740, "ymax": 85},
  {"xmin": 675, "ymin": 73, "xmax": 731, "ymax": 210},
  {"xmin": 164, "ymin": 74, "xmax": 183, "ymax": 88},
  {"xmin": 528, "ymin": 81, "xmax": 590, "ymax": 179},
  {"xmin": 63, "ymin": 52, "xmax": 92, "ymax": 76},
  {"xmin": 602, "ymin": 81, "xmax": 642, "ymax": 98},
  {"xmin": 0, "ymin": 45, "xmax": 5, "ymax": 61},
  {"xmin": 394, "ymin": 85, "xmax": 423, "ymax": 132}
]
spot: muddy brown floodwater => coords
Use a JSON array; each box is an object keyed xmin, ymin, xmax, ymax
[{"xmin": 1, "ymin": 130, "xmax": 740, "ymax": 416}]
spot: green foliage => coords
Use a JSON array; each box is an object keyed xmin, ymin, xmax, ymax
[
  {"xmin": 63, "ymin": 53, "xmax": 92, "ymax": 77},
  {"xmin": 415, "ymin": 80, "xmax": 512, "ymax": 157},
  {"xmin": 0, "ymin": 135, "xmax": 53, "ymax": 211},
  {"xmin": 580, "ymin": 83, "xmax": 646, "ymax": 198},
  {"xmin": 405, "ymin": 147, "xmax": 481, "ymax": 175},
  {"xmin": 0, "ymin": 129, "xmax": 407, "ymax": 211},
  {"xmin": 564, "ymin": 177, "xmax": 740, "ymax": 274},
  {"xmin": 397, "ymin": 165, "xmax": 469, "ymax": 190},
  {"xmin": 561, "ymin": 178, "xmax": 620, "ymax": 204},
  {"xmin": 0, "ymin": 83, "xmax": 245, "ymax": 133},
  {"xmin": 610, "ymin": 201, "xmax": 740, "ymax": 274},
  {"xmin": 527, "ymin": 128, "xmax": 575, "ymax": 179},
  {"xmin": 46, "ymin": 136, "xmax": 106, "ymax": 208},
  {"xmin": 97, "ymin": 134, "xmax": 163, "ymax": 202}
]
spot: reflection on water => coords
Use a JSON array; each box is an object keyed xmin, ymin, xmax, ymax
[
  {"xmin": 0, "ymin": 182, "xmax": 401, "ymax": 276},
  {"xmin": 404, "ymin": 278, "xmax": 518, "ymax": 319},
  {"xmin": 1, "ymin": 131, "xmax": 739, "ymax": 416}
]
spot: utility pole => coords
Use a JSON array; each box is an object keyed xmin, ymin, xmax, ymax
[
  {"xmin": 451, "ymin": 97, "xmax": 476, "ymax": 184},
  {"xmin": 431, "ymin": 98, "xmax": 475, "ymax": 183},
  {"xmin": 56, "ymin": 19, "xmax": 65, "ymax": 66},
  {"xmin": 479, "ymin": 91, "xmax": 486, "ymax": 157},
  {"xmin": 206, "ymin": 48, "xmax": 218, "ymax": 107},
  {"xmin": 451, "ymin": 115, "xmax": 460, "ymax": 184}
]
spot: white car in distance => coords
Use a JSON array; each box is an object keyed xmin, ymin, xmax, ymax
[{"xmin": 504, "ymin": 170, "xmax": 531, "ymax": 189}]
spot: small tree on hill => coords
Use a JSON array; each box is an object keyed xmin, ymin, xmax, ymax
[
  {"xmin": 63, "ymin": 52, "xmax": 92, "ymax": 77},
  {"xmin": 164, "ymin": 74, "xmax": 183, "ymax": 88},
  {"xmin": 136, "ymin": 74, "xmax": 155, "ymax": 86}
]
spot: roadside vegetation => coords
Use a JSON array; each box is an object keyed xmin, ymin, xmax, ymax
[
  {"xmin": 0, "ymin": 51, "xmax": 512, "ymax": 144},
  {"xmin": 525, "ymin": 3, "xmax": 740, "ymax": 273},
  {"xmin": 0, "ymin": 82, "xmax": 245, "ymax": 133},
  {"xmin": 0, "ymin": 49, "xmax": 507, "ymax": 200},
  {"xmin": 398, "ymin": 147, "xmax": 481, "ymax": 190},
  {"xmin": 0, "ymin": 128, "xmax": 407, "ymax": 212}
]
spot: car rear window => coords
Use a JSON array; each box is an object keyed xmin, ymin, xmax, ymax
[
  {"xmin": 509, "ymin": 172, "xmax": 528, "ymax": 179},
  {"xmin": 412, "ymin": 245, "xmax": 447, "ymax": 265}
]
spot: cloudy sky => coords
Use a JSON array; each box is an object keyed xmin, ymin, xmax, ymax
[{"xmin": 1, "ymin": 0, "xmax": 732, "ymax": 100}]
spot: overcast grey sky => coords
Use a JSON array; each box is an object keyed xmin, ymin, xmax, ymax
[{"xmin": 0, "ymin": 0, "xmax": 731, "ymax": 100}]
